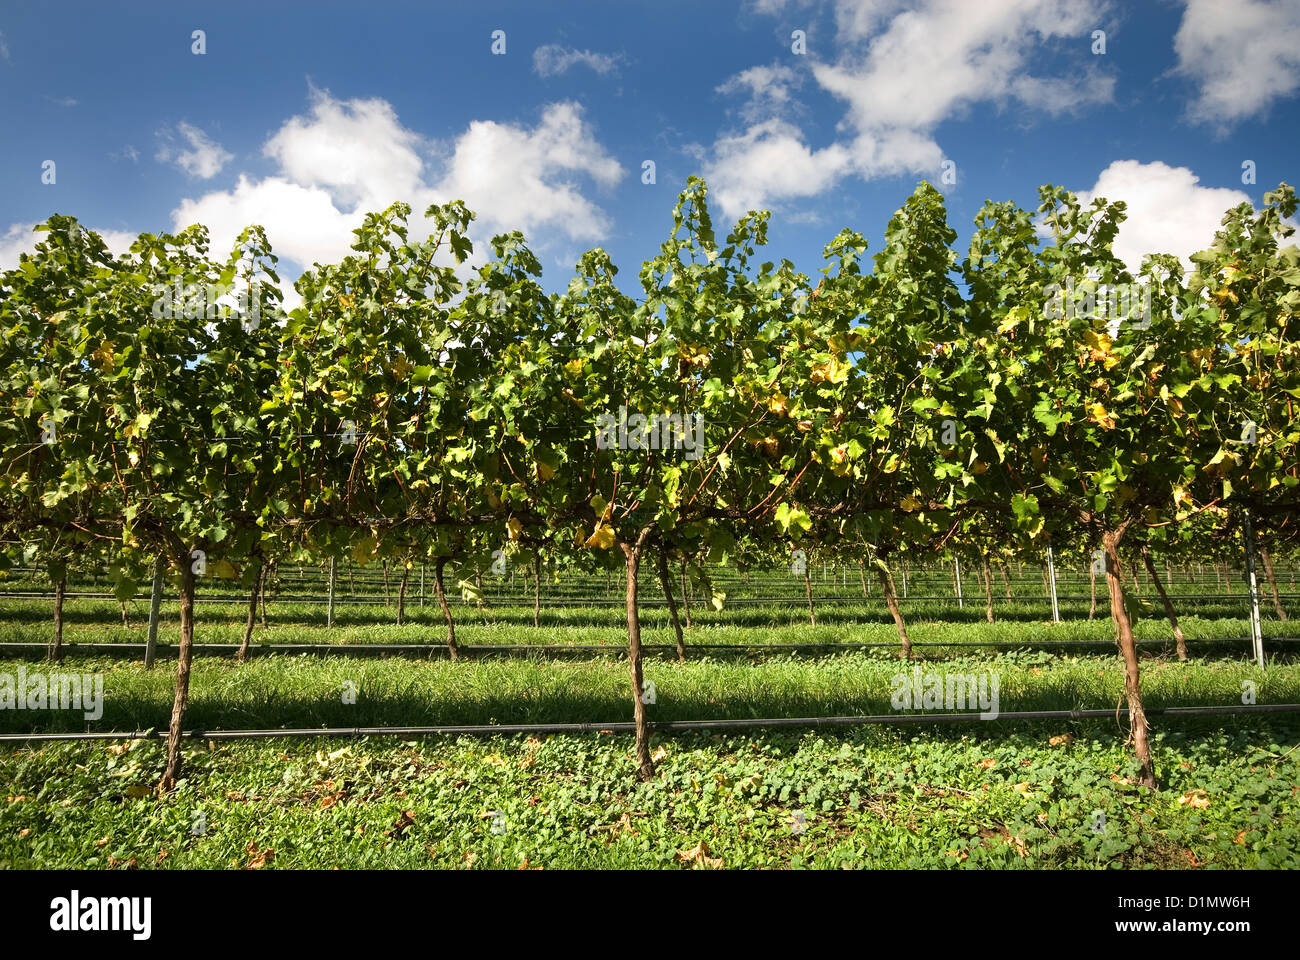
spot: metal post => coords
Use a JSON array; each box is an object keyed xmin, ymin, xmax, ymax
[
  {"xmin": 144, "ymin": 554, "xmax": 164, "ymax": 668},
  {"xmin": 954, "ymin": 558, "xmax": 963, "ymax": 608},
  {"xmin": 327, "ymin": 556, "xmax": 336, "ymax": 629},
  {"xmin": 1243, "ymin": 509, "xmax": 1266, "ymax": 668},
  {"xmin": 1046, "ymin": 546, "xmax": 1060, "ymax": 623},
  {"xmin": 420, "ymin": 563, "xmax": 425, "ymax": 607},
  {"xmin": 902, "ymin": 562, "xmax": 908, "ymax": 599}
]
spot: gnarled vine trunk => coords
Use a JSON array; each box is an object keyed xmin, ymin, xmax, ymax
[
  {"xmin": 656, "ymin": 548, "xmax": 686, "ymax": 662},
  {"xmin": 1260, "ymin": 548, "xmax": 1288, "ymax": 621},
  {"xmin": 622, "ymin": 536, "xmax": 655, "ymax": 780},
  {"xmin": 1142, "ymin": 548, "xmax": 1187, "ymax": 662},
  {"xmin": 160, "ymin": 551, "xmax": 196, "ymax": 792},
  {"xmin": 235, "ymin": 557, "xmax": 262, "ymax": 662},
  {"xmin": 877, "ymin": 563, "xmax": 912, "ymax": 660},
  {"xmin": 1103, "ymin": 529, "xmax": 1155, "ymax": 788},
  {"xmin": 434, "ymin": 557, "xmax": 459, "ymax": 661}
]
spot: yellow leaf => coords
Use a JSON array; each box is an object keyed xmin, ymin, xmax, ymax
[
  {"xmin": 1177, "ymin": 790, "xmax": 1210, "ymax": 809},
  {"xmin": 584, "ymin": 523, "xmax": 616, "ymax": 550},
  {"xmin": 1088, "ymin": 402, "xmax": 1116, "ymax": 430},
  {"xmin": 810, "ymin": 356, "xmax": 849, "ymax": 384},
  {"xmin": 507, "ymin": 518, "xmax": 523, "ymax": 541}
]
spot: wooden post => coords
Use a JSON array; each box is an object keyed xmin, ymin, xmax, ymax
[
  {"xmin": 327, "ymin": 556, "xmax": 336, "ymax": 628},
  {"xmin": 1046, "ymin": 546, "xmax": 1060, "ymax": 623},
  {"xmin": 145, "ymin": 554, "xmax": 164, "ymax": 669}
]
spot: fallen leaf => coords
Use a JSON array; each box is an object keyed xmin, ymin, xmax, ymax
[
  {"xmin": 1176, "ymin": 790, "xmax": 1211, "ymax": 809},
  {"xmin": 385, "ymin": 810, "xmax": 418, "ymax": 838},
  {"xmin": 1049, "ymin": 734, "xmax": 1073, "ymax": 746},
  {"xmin": 676, "ymin": 841, "xmax": 723, "ymax": 870},
  {"xmin": 244, "ymin": 842, "xmax": 274, "ymax": 869},
  {"xmin": 651, "ymin": 746, "xmax": 668, "ymax": 762},
  {"xmin": 978, "ymin": 758, "xmax": 996, "ymax": 770}
]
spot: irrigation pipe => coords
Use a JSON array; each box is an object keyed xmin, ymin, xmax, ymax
[
  {"xmin": 3, "ymin": 703, "xmax": 1299, "ymax": 744},
  {"xmin": 0, "ymin": 637, "xmax": 1295, "ymax": 660}
]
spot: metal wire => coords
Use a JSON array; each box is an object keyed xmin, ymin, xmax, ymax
[{"xmin": 3, "ymin": 703, "xmax": 1298, "ymax": 743}]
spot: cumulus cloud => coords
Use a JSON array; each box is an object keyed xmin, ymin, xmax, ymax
[
  {"xmin": 707, "ymin": 0, "xmax": 1114, "ymax": 220},
  {"xmin": 0, "ymin": 32, "xmax": 8, "ymax": 60},
  {"xmin": 533, "ymin": 44, "xmax": 623, "ymax": 77},
  {"xmin": 1173, "ymin": 0, "xmax": 1300, "ymax": 128},
  {"xmin": 1072, "ymin": 160, "xmax": 1253, "ymax": 272},
  {"xmin": 156, "ymin": 122, "xmax": 234, "ymax": 179},
  {"xmin": 169, "ymin": 89, "xmax": 623, "ymax": 271},
  {"xmin": 437, "ymin": 101, "xmax": 623, "ymax": 241},
  {"xmin": 703, "ymin": 119, "xmax": 852, "ymax": 220},
  {"xmin": 716, "ymin": 64, "xmax": 805, "ymax": 124}
]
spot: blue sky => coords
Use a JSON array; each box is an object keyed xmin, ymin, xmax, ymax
[{"xmin": 2, "ymin": 0, "xmax": 1298, "ymax": 300}]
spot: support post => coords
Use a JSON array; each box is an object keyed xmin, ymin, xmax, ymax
[
  {"xmin": 145, "ymin": 554, "xmax": 164, "ymax": 669},
  {"xmin": 327, "ymin": 556, "xmax": 337, "ymax": 629},
  {"xmin": 954, "ymin": 557, "xmax": 963, "ymax": 609},
  {"xmin": 1243, "ymin": 509, "xmax": 1266, "ymax": 668},
  {"xmin": 1046, "ymin": 545, "xmax": 1060, "ymax": 623}
]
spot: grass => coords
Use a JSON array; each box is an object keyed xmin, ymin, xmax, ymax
[
  {"xmin": 1, "ymin": 721, "xmax": 1297, "ymax": 868},
  {"xmin": 2, "ymin": 578, "xmax": 1297, "ymax": 869},
  {"xmin": 0, "ymin": 649, "xmax": 1296, "ymax": 733}
]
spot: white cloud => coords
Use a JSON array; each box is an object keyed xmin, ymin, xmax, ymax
[
  {"xmin": 533, "ymin": 44, "xmax": 623, "ymax": 77},
  {"xmin": 169, "ymin": 91, "xmax": 623, "ymax": 271},
  {"xmin": 1073, "ymin": 160, "xmax": 1253, "ymax": 272},
  {"xmin": 0, "ymin": 222, "xmax": 136, "ymax": 271},
  {"xmin": 172, "ymin": 176, "xmax": 363, "ymax": 271},
  {"xmin": 1173, "ymin": 0, "xmax": 1300, "ymax": 127},
  {"xmin": 438, "ymin": 101, "xmax": 623, "ymax": 241},
  {"xmin": 264, "ymin": 90, "xmax": 426, "ymax": 211},
  {"xmin": 0, "ymin": 32, "xmax": 8, "ymax": 60},
  {"xmin": 709, "ymin": 0, "xmax": 1113, "ymax": 220},
  {"xmin": 156, "ymin": 122, "xmax": 233, "ymax": 179},
  {"xmin": 45, "ymin": 95, "xmax": 77, "ymax": 107},
  {"xmin": 703, "ymin": 119, "xmax": 852, "ymax": 220},
  {"xmin": 716, "ymin": 64, "xmax": 804, "ymax": 124}
]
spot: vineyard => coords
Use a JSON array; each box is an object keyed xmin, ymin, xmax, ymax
[{"xmin": 2, "ymin": 177, "xmax": 1300, "ymax": 869}]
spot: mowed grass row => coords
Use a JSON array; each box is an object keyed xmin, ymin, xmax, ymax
[
  {"xmin": 0, "ymin": 597, "xmax": 1293, "ymax": 652},
  {"xmin": 0, "ymin": 652, "xmax": 1295, "ymax": 733},
  {"xmin": 2, "ymin": 719, "xmax": 1297, "ymax": 868}
]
